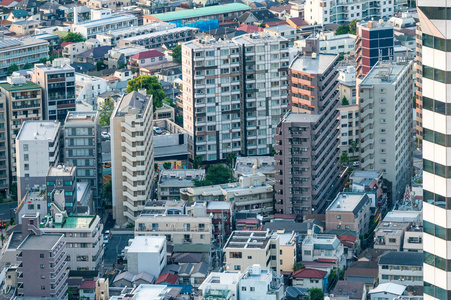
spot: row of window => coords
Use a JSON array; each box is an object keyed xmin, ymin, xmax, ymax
[
  {"xmin": 423, "ymin": 65, "xmax": 451, "ymax": 84},
  {"xmin": 424, "ymin": 190, "xmax": 451, "ymax": 209},
  {"xmin": 423, "ymin": 159, "xmax": 451, "ymax": 178},
  {"xmin": 424, "ymin": 251, "xmax": 451, "ymax": 271},
  {"xmin": 422, "ymin": 33, "xmax": 451, "ymax": 52},
  {"xmin": 424, "ymin": 220, "xmax": 451, "ymax": 241},
  {"xmin": 424, "ymin": 281, "xmax": 451, "ymax": 299},
  {"xmin": 419, "ymin": 6, "xmax": 451, "ymax": 20},
  {"xmin": 423, "ymin": 128, "xmax": 451, "ymax": 147},
  {"xmin": 423, "ymin": 96, "xmax": 451, "ymax": 115}
]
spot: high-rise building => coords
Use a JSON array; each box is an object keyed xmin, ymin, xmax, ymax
[
  {"xmin": 274, "ymin": 52, "xmax": 340, "ymax": 214},
  {"xmin": 111, "ymin": 91, "xmax": 154, "ymax": 226},
  {"xmin": 417, "ymin": 3, "xmax": 451, "ymax": 299},
  {"xmin": 415, "ymin": 23, "xmax": 423, "ymax": 145},
  {"xmin": 64, "ymin": 111, "xmax": 102, "ymax": 210},
  {"xmin": 0, "ymin": 75, "xmax": 43, "ymax": 184},
  {"xmin": 46, "ymin": 165, "xmax": 77, "ymax": 214},
  {"xmin": 16, "ymin": 120, "xmax": 61, "ymax": 201},
  {"xmin": 33, "ymin": 58, "xmax": 76, "ymax": 123},
  {"xmin": 304, "ymin": 0, "xmax": 406, "ymax": 25},
  {"xmin": 355, "ymin": 21, "xmax": 394, "ymax": 78},
  {"xmin": 357, "ymin": 60, "xmax": 413, "ymax": 203},
  {"xmin": 182, "ymin": 34, "xmax": 289, "ymax": 162}
]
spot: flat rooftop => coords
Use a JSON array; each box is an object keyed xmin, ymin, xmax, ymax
[
  {"xmin": 382, "ymin": 210, "xmax": 421, "ymax": 223},
  {"xmin": 150, "ymin": 4, "xmax": 251, "ymax": 22},
  {"xmin": 0, "ymin": 37, "xmax": 48, "ymax": 52},
  {"xmin": 99, "ymin": 22, "xmax": 176, "ymax": 37},
  {"xmin": 41, "ymin": 215, "xmax": 96, "ymax": 229},
  {"xmin": 16, "ymin": 120, "xmax": 60, "ymax": 141},
  {"xmin": 128, "ymin": 236, "xmax": 166, "ymax": 253},
  {"xmin": 225, "ymin": 231, "xmax": 271, "ymax": 249},
  {"xmin": 360, "ymin": 60, "xmax": 410, "ymax": 85},
  {"xmin": 65, "ymin": 111, "xmax": 98, "ymax": 123},
  {"xmin": 277, "ymin": 232, "xmax": 295, "ymax": 246},
  {"xmin": 235, "ymin": 156, "xmax": 275, "ymax": 174},
  {"xmin": 203, "ymin": 272, "xmax": 242, "ymax": 285},
  {"xmin": 47, "ymin": 165, "xmax": 75, "ymax": 177},
  {"xmin": 0, "ymin": 81, "xmax": 40, "ymax": 92},
  {"xmin": 159, "ymin": 169, "xmax": 205, "ymax": 187},
  {"xmin": 290, "ymin": 53, "xmax": 338, "ymax": 74},
  {"xmin": 233, "ymin": 33, "xmax": 287, "ymax": 44},
  {"xmin": 207, "ymin": 201, "xmax": 232, "ymax": 210},
  {"xmin": 282, "ymin": 111, "xmax": 322, "ymax": 123},
  {"xmin": 327, "ymin": 192, "xmax": 368, "ymax": 213},
  {"xmin": 18, "ymin": 234, "xmax": 62, "ymax": 250}
]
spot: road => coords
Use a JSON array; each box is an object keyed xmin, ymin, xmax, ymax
[
  {"xmin": 103, "ymin": 233, "xmax": 133, "ymax": 269},
  {"xmin": 0, "ymin": 202, "xmax": 17, "ymax": 223}
]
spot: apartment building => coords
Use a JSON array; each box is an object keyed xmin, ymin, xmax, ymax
[
  {"xmin": 96, "ymin": 22, "xmax": 176, "ymax": 46},
  {"xmin": 182, "ymin": 34, "xmax": 289, "ymax": 162},
  {"xmin": 414, "ymin": 23, "xmax": 422, "ymax": 144},
  {"xmin": 16, "ymin": 232, "xmax": 67, "ymax": 299},
  {"xmin": 403, "ymin": 221, "xmax": 422, "ymax": 252},
  {"xmin": 338, "ymin": 66, "xmax": 357, "ymax": 104},
  {"xmin": 234, "ymin": 156, "xmax": 275, "ymax": 179},
  {"xmin": 62, "ymin": 41, "xmax": 100, "ymax": 63},
  {"xmin": 304, "ymin": 0, "xmax": 406, "ymax": 25},
  {"xmin": 16, "ymin": 120, "xmax": 60, "ymax": 201},
  {"xmin": 358, "ymin": 60, "xmax": 414, "ymax": 203},
  {"xmin": 355, "ymin": 21, "xmax": 394, "ymax": 78},
  {"xmin": 276, "ymin": 231, "xmax": 297, "ymax": 273},
  {"xmin": 239, "ymin": 265, "xmax": 284, "ymax": 300},
  {"xmin": 0, "ymin": 93, "xmax": 7, "ymax": 193},
  {"xmin": 134, "ymin": 208, "xmax": 212, "ymax": 253},
  {"xmin": 72, "ymin": 14, "xmax": 138, "ymax": 39},
  {"xmin": 46, "ymin": 165, "xmax": 77, "ymax": 214},
  {"xmin": 0, "ymin": 37, "xmax": 48, "ymax": 80},
  {"xmin": 0, "ymin": 76, "xmax": 43, "ymax": 187},
  {"xmin": 75, "ymin": 74, "xmax": 108, "ymax": 109},
  {"xmin": 180, "ymin": 172, "xmax": 274, "ymax": 214},
  {"xmin": 274, "ymin": 52, "xmax": 340, "ymax": 214},
  {"xmin": 223, "ymin": 231, "xmax": 280, "ymax": 274},
  {"xmin": 33, "ymin": 59, "xmax": 76, "ymax": 123},
  {"xmin": 111, "ymin": 91, "xmax": 154, "ymax": 226},
  {"xmin": 16, "ymin": 190, "xmax": 47, "ymax": 224},
  {"xmin": 64, "ymin": 112, "xmax": 102, "ymax": 210},
  {"xmin": 295, "ymin": 32, "xmax": 356, "ymax": 55},
  {"xmin": 417, "ymin": 3, "xmax": 451, "ymax": 298},
  {"xmin": 326, "ymin": 192, "xmax": 371, "ymax": 235},
  {"xmin": 197, "ymin": 272, "xmax": 242, "ymax": 300},
  {"xmin": 117, "ymin": 27, "xmax": 198, "ymax": 49},
  {"xmin": 338, "ymin": 104, "xmax": 360, "ymax": 155},
  {"xmin": 302, "ymin": 233, "xmax": 346, "ymax": 269},
  {"xmin": 378, "ymin": 251, "xmax": 423, "ymax": 286},
  {"xmin": 125, "ymin": 236, "xmax": 167, "ymax": 278},
  {"xmin": 157, "ymin": 169, "xmax": 205, "ymax": 201}
]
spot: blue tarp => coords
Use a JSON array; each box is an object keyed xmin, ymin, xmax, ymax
[{"xmin": 169, "ymin": 19, "xmax": 219, "ymax": 32}]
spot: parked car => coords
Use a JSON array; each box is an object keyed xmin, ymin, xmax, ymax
[
  {"xmin": 153, "ymin": 127, "xmax": 162, "ymax": 134},
  {"xmin": 101, "ymin": 132, "xmax": 110, "ymax": 140}
]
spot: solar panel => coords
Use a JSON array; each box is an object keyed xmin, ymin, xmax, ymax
[{"xmin": 0, "ymin": 39, "xmax": 23, "ymax": 49}]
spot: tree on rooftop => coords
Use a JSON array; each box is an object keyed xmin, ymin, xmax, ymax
[
  {"xmin": 193, "ymin": 164, "xmax": 232, "ymax": 187},
  {"xmin": 293, "ymin": 262, "xmax": 305, "ymax": 272},
  {"xmin": 62, "ymin": 32, "xmax": 85, "ymax": 43},
  {"xmin": 126, "ymin": 75, "xmax": 168, "ymax": 112},
  {"xmin": 342, "ymin": 96, "xmax": 349, "ymax": 106},
  {"xmin": 340, "ymin": 152, "xmax": 349, "ymax": 165}
]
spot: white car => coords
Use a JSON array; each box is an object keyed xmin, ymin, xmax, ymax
[
  {"xmin": 101, "ymin": 132, "xmax": 110, "ymax": 140},
  {"xmin": 103, "ymin": 236, "xmax": 109, "ymax": 244},
  {"xmin": 153, "ymin": 127, "xmax": 162, "ymax": 134}
]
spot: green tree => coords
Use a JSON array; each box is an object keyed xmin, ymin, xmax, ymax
[
  {"xmin": 194, "ymin": 164, "xmax": 232, "ymax": 186},
  {"xmin": 96, "ymin": 60, "xmax": 105, "ymax": 71},
  {"xmin": 270, "ymin": 145, "xmax": 276, "ymax": 156},
  {"xmin": 99, "ymin": 97, "xmax": 114, "ymax": 126},
  {"xmin": 309, "ymin": 288, "xmax": 324, "ymax": 300},
  {"xmin": 349, "ymin": 19, "xmax": 358, "ymax": 35},
  {"xmin": 7, "ymin": 64, "xmax": 19, "ymax": 76},
  {"xmin": 226, "ymin": 152, "xmax": 236, "ymax": 169},
  {"xmin": 335, "ymin": 24, "xmax": 350, "ymax": 35},
  {"xmin": 193, "ymin": 155, "xmax": 203, "ymax": 169},
  {"xmin": 23, "ymin": 62, "xmax": 34, "ymax": 70},
  {"xmin": 340, "ymin": 152, "xmax": 349, "ymax": 165},
  {"xmin": 126, "ymin": 75, "xmax": 169, "ymax": 112},
  {"xmin": 259, "ymin": 23, "xmax": 266, "ymax": 28},
  {"xmin": 172, "ymin": 44, "xmax": 182, "ymax": 64},
  {"xmin": 293, "ymin": 262, "xmax": 305, "ymax": 272},
  {"xmin": 163, "ymin": 162, "xmax": 172, "ymax": 170},
  {"xmin": 10, "ymin": 182, "xmax": 17, "ymax": 200},
  {"xmin": 103, "ymin": 179, "xmax": 112, "ymax": 205},
  {"xmin": 39, "ymin": 57, "xmax": 48, "ymax": 64},
  {"xmin": 342, "ymin": 96, "xmax": 349, "ymax": 106},
  {"xmin": 62, "ymin": 32, "xmax": 85, "ymax": 43}
]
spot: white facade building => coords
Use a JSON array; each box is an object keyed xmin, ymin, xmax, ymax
[
  {"xmin": 197, "ymin": 272, "xmax": 243, "ymax": 300},
  {"xmin": 295, "ymin": 32, "xmax": 356, "ymax": 54},
  {"xmin": 75, "ymin": 74, "xmax": 108, "ymax": 110},
  {"xmin": 239, "ymin": 265, "xmax": 284, "ymax": 300},
  {"xmin": 16, "ymin": 120, "xmax": 61, "ymax": 202},
  {"xmin": 337, "ymin": 104, "xmax": 359, "ymax": 155},
  {"xmin": 72, "ymin": 15, "xmax": 138, "ymax": 39},
  {"xmin": 302, "ymin": 233, "xmax": 345, "ymax": 269},
  {"xmin": 304, "ymin": 0, "xmax": 407, "ymax": 25},
  {"xmin": 125, "ymin": 236, "xmax": 167, "ymax": 278},
  {"xmin": 358, "ymin": 60, "xmax": 413, "ymax": 203}
]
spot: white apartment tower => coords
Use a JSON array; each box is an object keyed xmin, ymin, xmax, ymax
[
  {"xmin": 418, "ymin": 2, "xmax": 451, "ymax": 299},
  {"xmin": 182, "ymin": 34, "xmax": 290, "ymax": 162},
  {"xmin": 111, "ymin": 91, "xmax": 154, "ymax": 226},
  {"xmin": 304, "ymin": 0, "xmax": 407, "ymax": 25},
  {"xmin": 358, "ymin": 60, "xmax": 413, "ymax": 203}
]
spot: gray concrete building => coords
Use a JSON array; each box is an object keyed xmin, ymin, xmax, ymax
[
  {"xmin": 357, "ymin": 60, "xmax": 414, "ymax": 203},
  {"xmin": 64, "ymin": 111, "xmax": 102, "ymax": 210},
  {"xmin": 32, "ymin": 58, "xmax": 76, "ymax": 123},
  {"xmin": 46, "ymin": 165, "xmax": 77, "ymax": 214},
  {"xmin": 274, "ymin": 52, "xmax": 341, "ymax": 214}
]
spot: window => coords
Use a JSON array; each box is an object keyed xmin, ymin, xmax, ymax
[
  {"xmin": 248, "ymin": 256, "xmax": 252, "ymax": 259},
  {"xmin": 40, "ymin": 254, "xmax": 44, "ymax": 258},
  {"xmin": 40, "ymin": 264, "xmax": 44, "ymax": 269},
  {"xmin": 242, "ymin": 287, "xmax": 246, "ymax": 291},
  {"xmin": 250, "ymin": 287, "xmax": 255, "ymax": 292},
  {"xmin": 24, "ymin": 154, "xmax": 29, "ymax": 161},
  {"xmin": 41, "ymin": 286, "xmax": 45, "ymax": 290},
  {"xmin": 336, "ymin": 215, "xmax": 341, "ymax": 219},
  {"xmin": 230, "ymin": 252, "xmax": 242, "ymax": 258},
  {"xmin": 41, "ymin": 275, "xmax": 45, "ymax": 279},
  {"xmin": 23, "ymin": 144, "xmax": 28, "ymax": 151},
  {"xmin": 234, "ymin": 265, "xmax": 241, "ymax": 270}
]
